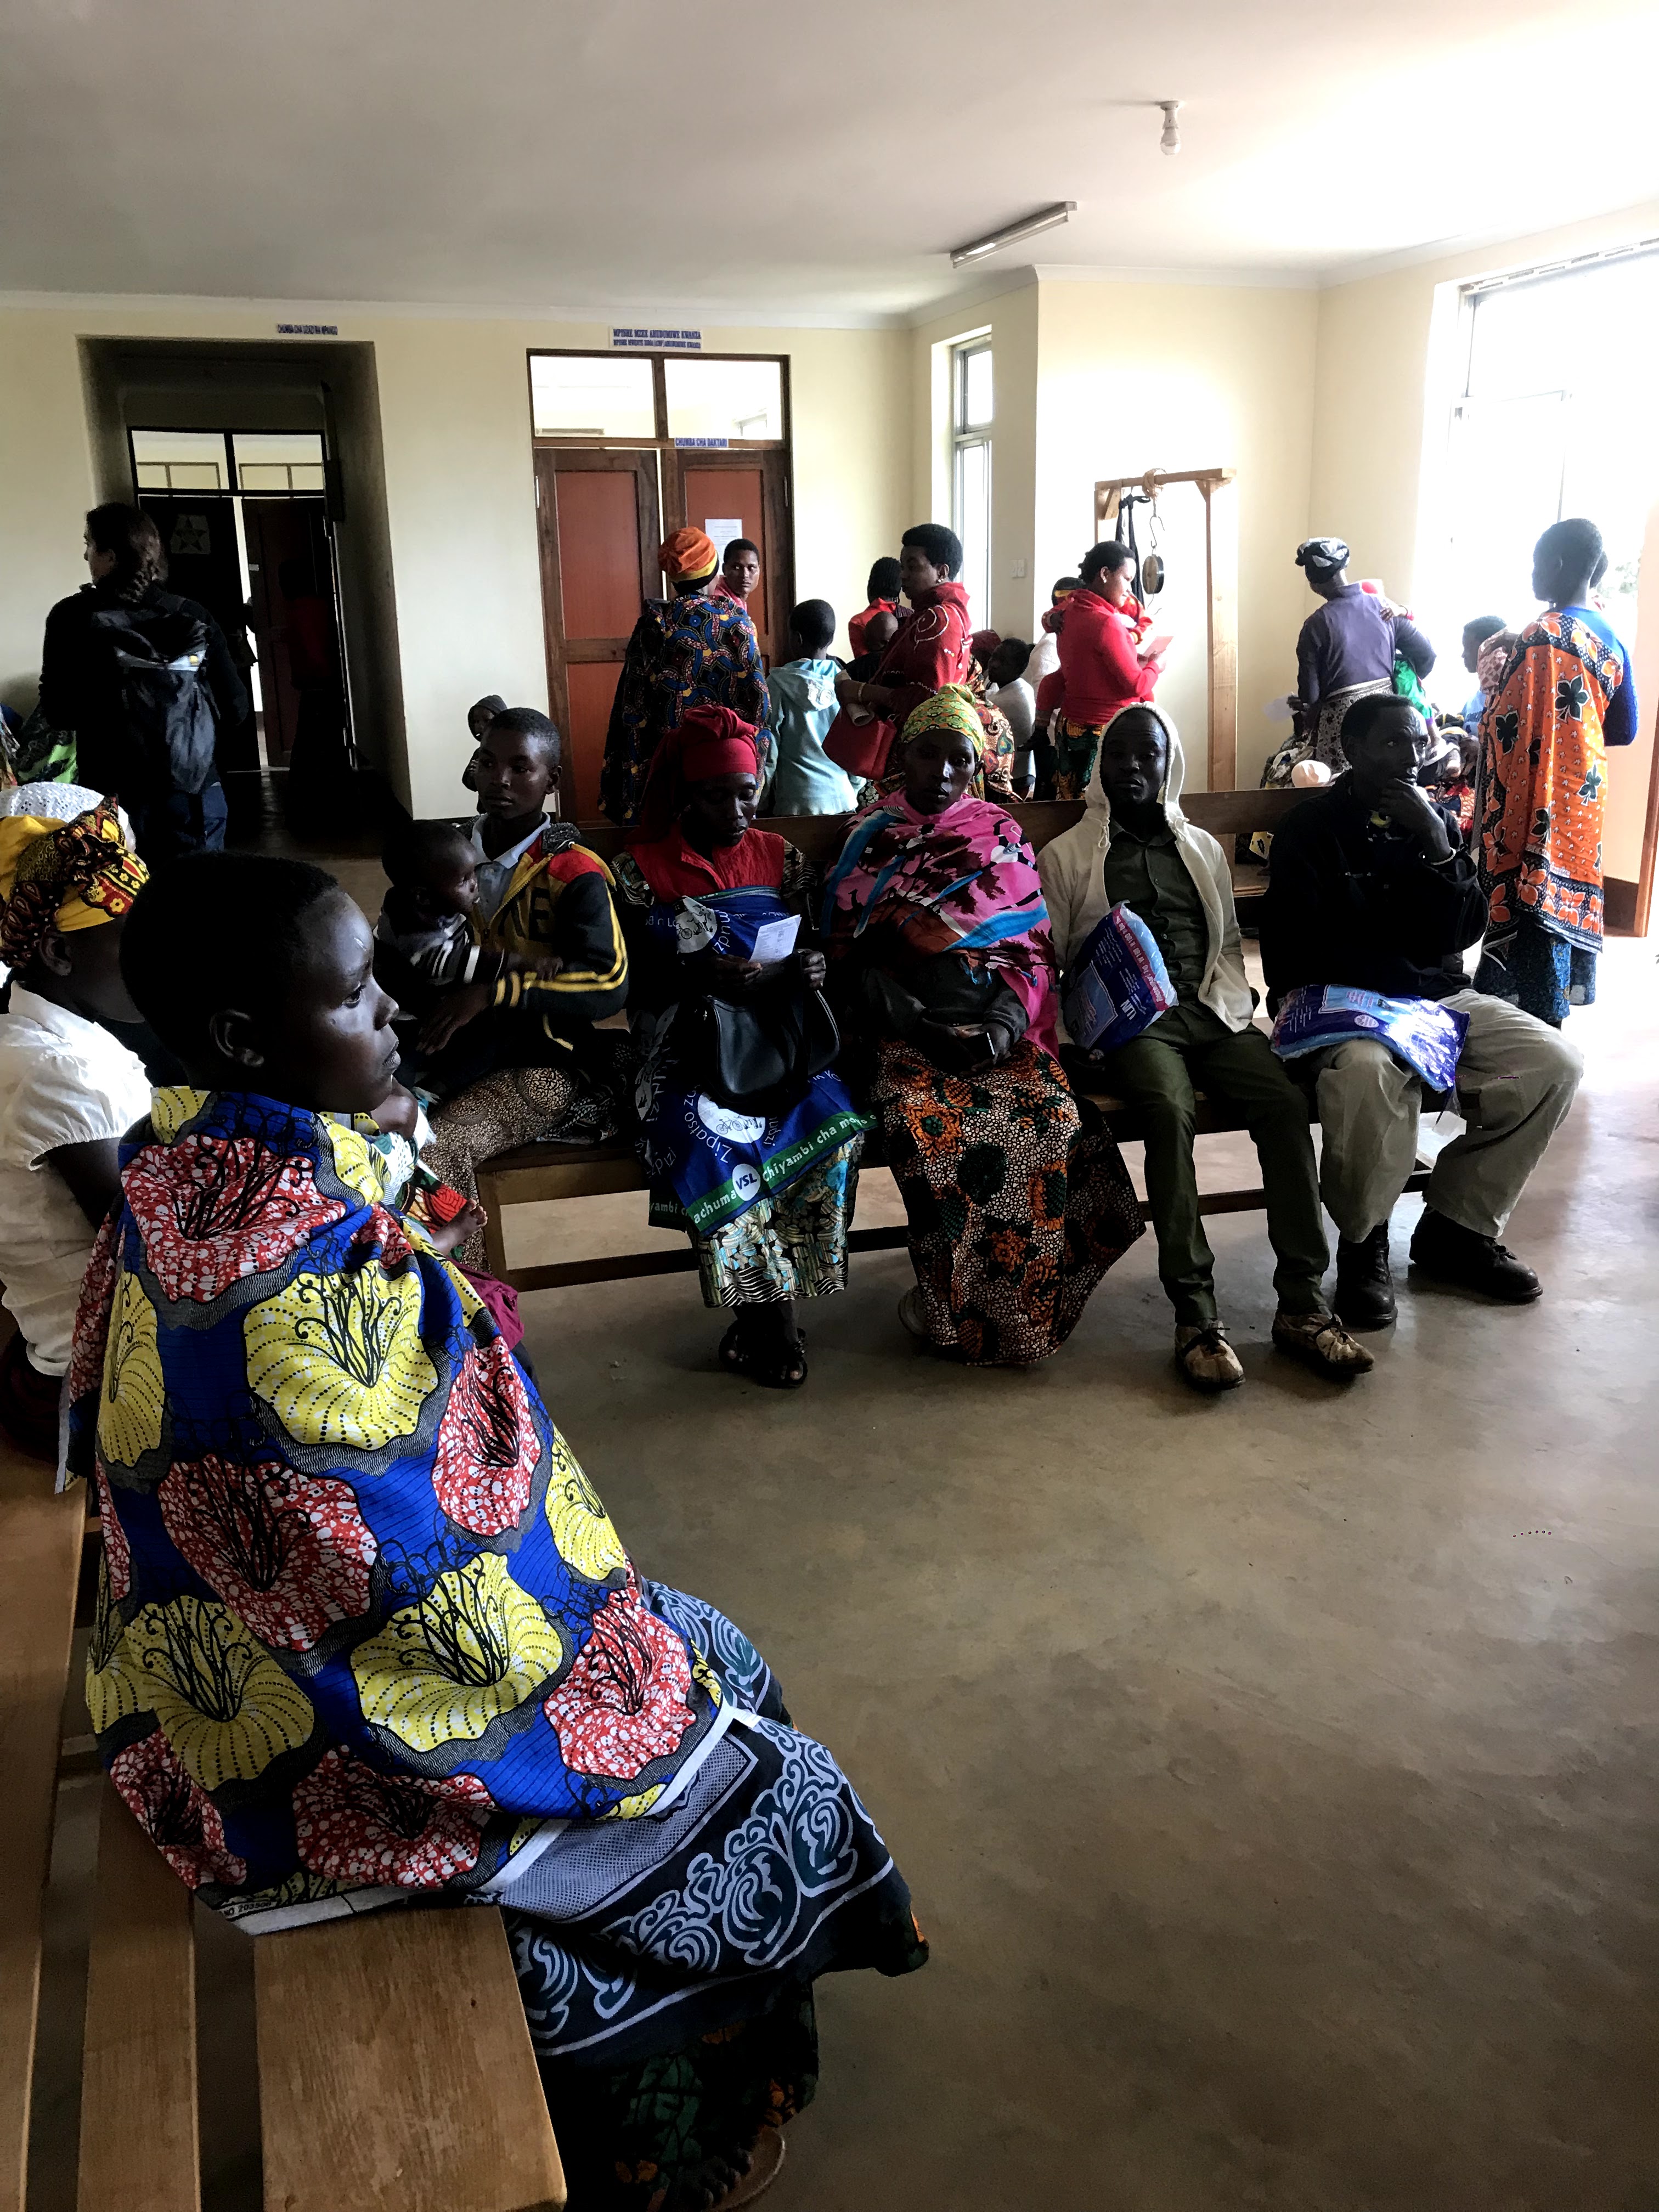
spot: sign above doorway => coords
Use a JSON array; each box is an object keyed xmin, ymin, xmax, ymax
[{"xmin": 611, "ymin": 326, "xmax": 701, "ymax": 352}]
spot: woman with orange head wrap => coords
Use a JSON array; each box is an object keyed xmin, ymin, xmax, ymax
[
  {"xmin": 599, "ymin": 534, "xmax": 769, "ymax": 823},
  {"xmin": 611, "ymin": 707, "xmax": 865, "ymax": 1388},
  {"xmin": 0, "ymin": 800, "xmax": 153, "ymax": 1457}
]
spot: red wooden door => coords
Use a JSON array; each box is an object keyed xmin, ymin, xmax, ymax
[
  {"xmin": 534, "ymin": 448, "xmax": 659, "ymax": 820},
  {"xmin": 663, "ymin": 450, "xmax": 792, "ymax": 669}
]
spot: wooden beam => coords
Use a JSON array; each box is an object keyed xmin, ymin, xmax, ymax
[
  {"xmin": 0, "ymin": 1447, "xmax": 86, "ymax": 2212},
  {"xmin": 1094, "ymin": 466, "xmax": 1235, "ymax": 509},
  {"xmin": 78, "ymin": 1784, "xmax": 200, "ymax": 2212},
  {"xmin": 256, "ymin": 1905, "xmax": 565, "ymax": 2212}
]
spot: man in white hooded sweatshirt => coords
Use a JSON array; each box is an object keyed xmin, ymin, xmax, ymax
[{"xmin": 1037, "ymin": 704, "xmax": 1373, "ymax": 1392}]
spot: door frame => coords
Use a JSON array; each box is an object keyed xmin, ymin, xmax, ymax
[
  {"xmin": 533, "ymin": 445, "xmax": 662, "ymax": 817},
  {"xmin": 526, "ymin": 348, "xmax": 794, "ymax": 611}
]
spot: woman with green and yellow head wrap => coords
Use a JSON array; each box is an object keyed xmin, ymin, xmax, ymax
[
  {"xmin": 0, "ymin": 799, "xmax": 151, "ymax": 1457},
  {"xmin": 822, "ymin": 693, "xmax": 1143, "ymax": 1366}
]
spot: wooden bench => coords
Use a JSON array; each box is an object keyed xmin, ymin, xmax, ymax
[
  {"xmin": 475, "ymin": 792, "xmax": 1432, "ymax": 1292},
  {"xmin": 1, "ymin": 1431, "xmax": 566, "ymax": 2212}
]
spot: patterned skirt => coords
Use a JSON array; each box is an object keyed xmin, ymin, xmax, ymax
[
  {"xmin": 872, "ymin": 1039, "xmax": 1144, "ymax": 1365},
  {"xmin": 1475, "ymin": 911, "xmax": 1599, "ymax": 1027},
  {"xmin": 1053, "ymin": 718, "xmax": 1108, "ymax": 801},
  {"xmin": 683, "ymin": 1137, "xmax": 862, "ymax": 1308},
  {"xmin": 501, "ymin": 1578, "xmax": 927, "ymax": 2209}
]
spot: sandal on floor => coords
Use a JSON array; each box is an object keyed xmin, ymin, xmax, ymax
[
  {"xmin": 718, "ymin": 1320, "xmax": 809, "ymax": 1390},
  {"xmin": 897, "ymin": 1287, "xmax": 934, "ymax": 1344},
  {"xmin": 710, "ymin": 2129, "xmax": 786, "ymax": 2210}
]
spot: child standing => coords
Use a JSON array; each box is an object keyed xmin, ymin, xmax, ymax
[
  {"xmin": 984, "ymin": 637, "xmax": 1036, "ymax": 795},
  {"xmin": 1038, "ymin": 704, "xmax": 1373, "ymax": 1393},
  {"xmin": 764, "ymin": 600, "xmax": 858, "ymax": 815},
  {"xmin": 0, "ymin": 800, "xmax": 151, "ymax": 1458}
]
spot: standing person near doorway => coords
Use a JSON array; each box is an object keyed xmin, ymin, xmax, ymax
[
  {"xmin": 600, "ymin": 528, "xmax": 769, "ymax": 825},
  {"xmin": 1475, "ymin": 517, "xmax": 1638, "ymax": 1025},
  {"xmin": 710, "ymin": 537, "xmax": 761, "ymax": 627},
  {"xmin": 1285, "ymin": 537, "xmax": 1435, "ymax": 774},
  {"xmin": 37, "ymin": 504, "xmax": 249, "ymax": 861}
]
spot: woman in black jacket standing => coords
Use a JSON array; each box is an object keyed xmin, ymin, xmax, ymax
[{"xmin": 37, "ymin": 503, "xmax": 249, "ymax": 861}]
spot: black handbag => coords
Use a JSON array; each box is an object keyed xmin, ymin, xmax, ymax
[
  {"xmin": 690, "ymin": 983, "xmax": 841, "ymax": 1113},
  {"xmin": 859, "ymin": 955, "xmax": 1028, "ymax": 1073}
]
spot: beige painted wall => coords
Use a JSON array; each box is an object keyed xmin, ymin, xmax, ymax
[
  {"xmin": 0, "ymin": 301, "xmax": 910, "ymax": 817},
  {"xmin": 1034, "ymin": 279, "xmax": 1320, "ymax": 789},
  {"xmin": 907, "ymin": 275, "xmax": 1319, "ymax": 783},
  {"xmin": 1311, "ymin": 200, "xmax": 1659, "ymax": 890}
]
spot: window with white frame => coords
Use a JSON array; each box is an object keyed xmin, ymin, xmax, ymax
[
  {"xmin": 1425, "ymin": 242, "xmax": 1659, "ymax": 706},
  {"xmin": 951, "ymin": 338, "xmax": 992, "ymax": 629}
]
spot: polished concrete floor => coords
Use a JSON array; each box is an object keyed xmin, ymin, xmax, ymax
[{"xmin": 31, "ymin": 940, "xmax": 1659, "ymax": 2211}]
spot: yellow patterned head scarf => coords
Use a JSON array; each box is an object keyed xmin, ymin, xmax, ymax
[
  {"xmin": 0, "ymin": 802, "xmax": 148, "ymax": 970},
  {"xmin": 898, "ymin": 685, "xmax": 985, "ymax": 755}
]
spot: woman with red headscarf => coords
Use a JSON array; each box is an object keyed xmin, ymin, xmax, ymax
[
  {"xmin": 611, "ymin": 707, "xmax": 866, "ymax": 1387},
  {"xmin": 600, "ymin": 528, "xmax": 770, "ymax": 825}
]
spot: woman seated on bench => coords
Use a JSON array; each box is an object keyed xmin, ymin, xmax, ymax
[
  {"xmin": 71, "ymin": 854, "xmax": 926, "ymax": 2212},
  {"xmin": 611, "ymin": 707, "xmax": 866, "ymax": 1391},
  {"xmin": 822, "ymin": 686, "xmax": 1144, "ymax": 1364}
]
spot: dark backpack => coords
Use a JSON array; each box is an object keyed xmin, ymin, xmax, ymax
[{"xmin": 88, "ymin": 603, "xmax": 218, "ymax": 797}]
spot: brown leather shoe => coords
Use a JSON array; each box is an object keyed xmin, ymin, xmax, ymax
[
  {"xmin": 1272, "ymin": 1307, "xmax": 1375, "ymax": 1378},
  {"xmin": 1175, "ymin": 1322, "xmax": 1245, "ymax": 1393}
]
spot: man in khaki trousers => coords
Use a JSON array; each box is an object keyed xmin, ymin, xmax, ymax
[{"xmin": 1260, "ymin": 692, "xmax": 1582, "ymax": 1329}]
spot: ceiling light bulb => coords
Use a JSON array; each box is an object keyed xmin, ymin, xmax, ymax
[{"xmin": 1159, "ymin": 99, "xmax": 1182, "ymax": 156}]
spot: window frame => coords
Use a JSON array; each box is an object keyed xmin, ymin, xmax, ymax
[
  {"xmin": 525, "ymin": 348, "xmax": 792, "ymax": 452},
  {"xmin": 950, "ymin": 337, "xmax": 993, "ymax": 625}
]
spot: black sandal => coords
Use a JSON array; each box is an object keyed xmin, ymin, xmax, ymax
[{"xmin": 718, "ymin": 1319, "xmax": 809, "ymax": 1390}]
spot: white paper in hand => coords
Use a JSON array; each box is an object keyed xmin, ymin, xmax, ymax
[{"xmin": 748, "ymin": 915, "xmax": 800, "ymax": 964}]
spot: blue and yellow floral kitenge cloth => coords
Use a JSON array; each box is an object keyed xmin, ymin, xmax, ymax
[{"xmin": 68, "ymin": 1089, "xmax": 727, "ymax": 1927}]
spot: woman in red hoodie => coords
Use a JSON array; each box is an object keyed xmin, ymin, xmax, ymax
[
  {"xmin": 1052, "ymin": 540, "xmax": 1163, "ymax": 798},
  {"xmin": 825, "ymin": 524, "xmax": 974, "ymax": 783}
]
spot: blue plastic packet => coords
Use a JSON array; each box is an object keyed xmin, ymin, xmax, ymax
[
  {"xmin": 1270, "ymin": 985, "xmax": 1468, "ymax": 1090},
  {"xmin": 1062, "ymin": 903, "xmax": 1178, "ymax": 1052}
]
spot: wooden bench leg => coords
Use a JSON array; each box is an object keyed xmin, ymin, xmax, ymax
[{"xmin": 77, "ymin": 1781, "xmax": 200, "ymax": 2212}]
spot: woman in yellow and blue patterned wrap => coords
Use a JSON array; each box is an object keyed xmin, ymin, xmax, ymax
[{"xmin": 71, "ymin": 851, "xmax": 925, "ymax": 2211}]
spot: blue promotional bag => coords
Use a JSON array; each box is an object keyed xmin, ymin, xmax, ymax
[
  {"xmin": 1062, "ymin": 903, "xmax": 1178, "ymax": 1052},
  {"xmin": 1270, "ymin": 985, "xmax": 1468, "ymax": 1091}
]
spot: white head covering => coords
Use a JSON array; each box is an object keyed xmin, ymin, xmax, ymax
[{"xmin": 0, "ymin": 782, "xmax": 133, "ymax": 839}]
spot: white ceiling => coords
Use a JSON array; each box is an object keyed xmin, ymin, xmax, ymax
[{"xmin": 5, "ymin": 0, "xmax": 1657, "ymax": 322}]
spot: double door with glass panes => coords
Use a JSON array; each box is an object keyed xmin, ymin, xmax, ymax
[{"xmin": 528, "ymin": 352, "xmax": 793, "ymax": 821}]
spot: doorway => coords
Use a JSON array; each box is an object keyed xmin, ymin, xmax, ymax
[
  {"xmin": 527, "ymin": 350, "xmax": 794, "ymax": 822},
  {"xmin": 131, "ymin": 429, "xmax": 348, "ymax": 788}
]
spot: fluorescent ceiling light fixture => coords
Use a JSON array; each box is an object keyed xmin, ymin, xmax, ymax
[{"xmin": 950, "ymin": 201, "xmax": 1076, "ymax": 268}]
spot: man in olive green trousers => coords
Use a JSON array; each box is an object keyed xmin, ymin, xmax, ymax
[{"xmin": 1037, "ymin": 704, "xmax": 1373, "ymax": 1395}]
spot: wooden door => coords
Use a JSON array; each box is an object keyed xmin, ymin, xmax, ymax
[
  {"xmin": 242, "ymin": 499, "xmax": 336, "ymax": 766},
  {"xmin": 535, "ymin": 448, "xmax": 660, "ymax": 821},
  {"xmin": 663, "ymin": 449, "xmax": 793, "ymax": 669}
]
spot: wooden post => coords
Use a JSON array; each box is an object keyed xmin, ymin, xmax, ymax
[
  {"xmin": 1201, "ymin": 475, "xmax": 1238, "ymax": 792},
  {"xmin": 1094, "ymin": 467, "xmax": 1238, "ymax": 789}
]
